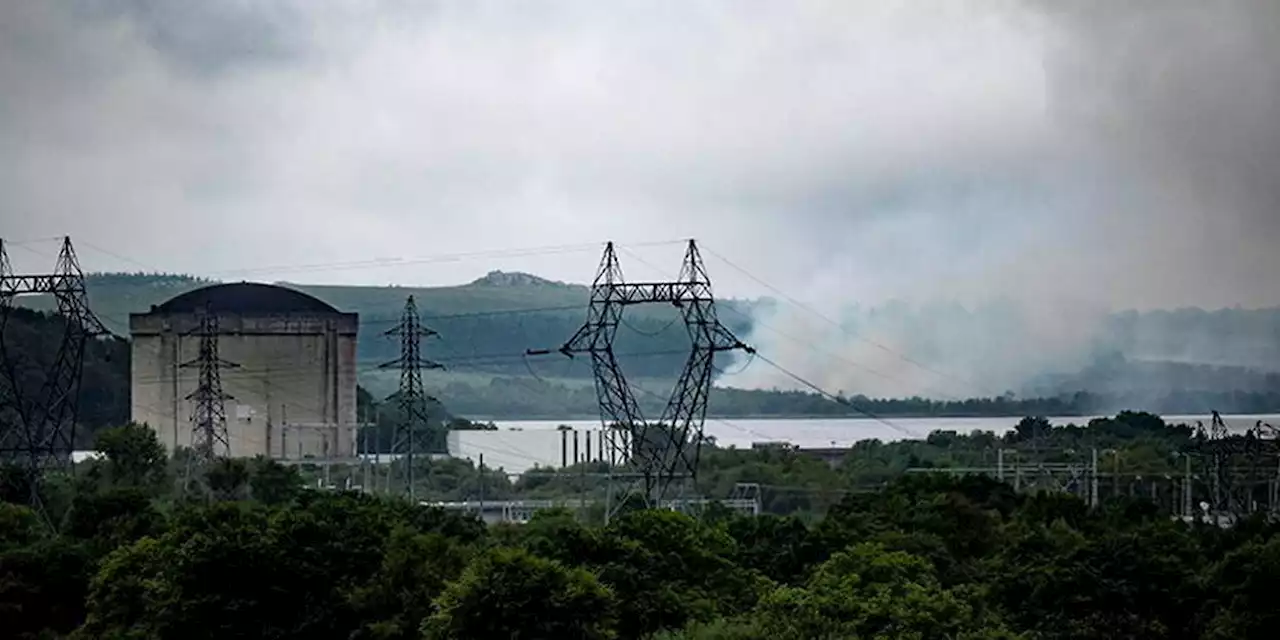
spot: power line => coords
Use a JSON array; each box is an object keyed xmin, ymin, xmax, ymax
[
  {"xmin": 356, "ymin": 304, "xmax": 587, "ymax": 328},
  {"xmin": 699, "ymin": 243, "xmax": 993, "ymax": 397},
  {"xmin": 714, "ymin": 302, "xmax": 965, "ymax": 401},
  {"xmin": 752, "ymin": 353, "xmax": 922, "ymax": 438},
  {"xmin": 532, "ymin": 239, "xmax": 755, "ymax": 514},
  {"xmin": 0, "ymin": 237, "xmax": 111, "ymax": 526},
  {"xmin": 73, "ymin": 239, "xmax": 930, "ymax": 445},
  {"xmin": 626, "ymin": 376, "xmax": 776, "ymax": 443},
  {"xmin": 619, "ymin": 244, "xmax": 964, "ymax": 401},
  {"xmin": 380, "ymin": 295, "xmax": 445, "ymax": 500},
  {"xmin": 2, "ymin": 236, "xmax": 65, "ymax": 247},
  {"xmin": 124, "ymin": 346, "xmax": 694, "ymax": 387},
  {"xmin": 90, "ymin": 303, "xmax": 590, "ymax": 336},
  {"xmin": 76, "ymin": 237, "xmax": 965, "ymax": 404},
  {"xmin": 75, "ymin": 235, "xmax": 976, "ymax": 404},
  {"xmin": 121, "ymin": 320, "xmax": 924, "ymax": 442},
  {"xmin": 167, "ymin": 238, "xmax": 688, "ymax": 280},
  {"xmin": 76, "ymin": 240, "xmax": 166, "ymax": 273}
]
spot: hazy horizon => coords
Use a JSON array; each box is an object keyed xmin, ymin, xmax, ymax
[{"xmin": 5, "ymin": 1, "xmax": 1278, "ymax": 400}]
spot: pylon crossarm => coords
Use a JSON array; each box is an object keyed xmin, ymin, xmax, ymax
[
  {"xmin": 544, "ymin": 239, "xmax": 752, "ymax": 512},
  {"xmin": 557, "ymin": 322, "xmax": 597, "ymax": 356},
  {"xmin": 0, "ymin": 275, "xmax": 66, "ymax": 296},
  {"xmin": 600, "ymin": 281, "xmax": 711, "ymax": 305}
]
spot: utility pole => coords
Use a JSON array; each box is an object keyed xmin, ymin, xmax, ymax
[
  {"xmin": 180, "ymin": 305, "xmax": 239, "ymax": 479},
  {"xmin": 1184, "ymin": 453, "xmax": 1193, "ymax": 519},
  {"xmin": 529, "ymin": 240, "xmax": 752, "ymax": 516},
  {"xmin": 0, "ymin": 237, "xmax": 110, "ymax": 524},
  {"xmin": 379, "ymin": 296, "xmax": 444, "ymax": 501},
  {"xmin": 478, "ymin": 452, "xmax": 485, "ymax": 518},
  {"xmin": 1113, "ymin": 451, "xmax": 1121, "ymax": 497},
  {"xmin": 361, "ymin": 412, "xmax": 372, "ymax": 493},
  {"xmin": 373, "ymin": 402, "xmax": 383, "ymax": 494},
  {"xmin": 1090, "ymin": 448, "xmax": 1099, "ymax": 508}
]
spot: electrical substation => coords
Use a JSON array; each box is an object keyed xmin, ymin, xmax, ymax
[{"xmin": 906, "ymin": 412, "xmax": 1280, "ymax": 526}]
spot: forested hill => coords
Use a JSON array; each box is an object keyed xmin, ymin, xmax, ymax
[
  {"xmin": 27, "ymin": 272, "xmax": 757, "ymax": 381},
  {"xmin": 1098, "ymin": 306, "xmax": 1280, "ymax": 369},
  {"xmin": 50, "ymin": 275, "xmax": 1280, "ymax": 381},
  {"xmin": 13, "ymin": 280, "xmax": 1280, "ymax": 435},
  {"xmin": 17, "ymin": 273, "xmax": 1280, "ymax": 426},
  {"xmin": 0, "ymin": 307, "xmax": 129, "ymax": 446}
]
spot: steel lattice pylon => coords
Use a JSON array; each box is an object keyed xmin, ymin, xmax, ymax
[
  {"xmin": 0, "ymin": 237, "xmax": 110, "ymax": 522},
  {"xmin": 0, "ymin": 238, "xmax": 110, "ymax": 464},
  {"xmin": 380, "ymin": 295, "xmax": 444, "ymax": 500},
  {"xmin": 537, "ymin": 239, "xmax": 752, "ymax": 511},
  {"xmin": 181, "ymin": 305, "xmax": 238, "ymax": 463}
]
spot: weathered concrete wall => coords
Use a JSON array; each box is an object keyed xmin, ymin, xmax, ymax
[{"xmin": 130, "ymin": 312, "xmax": 359, "ymax": 459}]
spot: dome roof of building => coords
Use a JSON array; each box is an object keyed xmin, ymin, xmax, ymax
[{"xmin": 152, "ymin": 282, "xmax": 340, "ymax": 315}]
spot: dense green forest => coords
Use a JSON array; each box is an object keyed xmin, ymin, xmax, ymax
[
  {"xmin": 277, "ymin": 411, "xmax": 1217, "ymax": 514},
  {"xmin": 0, "ymin": 308, "xmax": 130, "ymax": 446},
  {"xmin": 3, "ymin": 414, "xmax": 1280, "ymax": 639}
]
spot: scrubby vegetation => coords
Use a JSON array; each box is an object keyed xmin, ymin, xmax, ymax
[{"xmin": 3, "ymin": 414, "xmax": 1280, "ymax": 639}]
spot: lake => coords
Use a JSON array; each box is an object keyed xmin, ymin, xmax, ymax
[{"xmin": 446, "ymin": 414, "xmax": 1280, "ymax": 475}]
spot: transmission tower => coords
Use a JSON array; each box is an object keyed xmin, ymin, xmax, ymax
[
  {"xmin": 0, "ymin": 237, "xmax": 110, "ymax": 520},
  {"xmin": 532, "ymin": 239, "xmax": 752, "ymax": 513},
  {"xmin": 180, "ymin": 305, "xmax": 239, "ymax": 463},
  {"xmin": 380, "ymin": 295, "xmax": 444, "ymax": 500}
]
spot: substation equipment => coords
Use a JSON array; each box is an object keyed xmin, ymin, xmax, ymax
[{"xmin": 908, "ymin": 411, "xmax": 1280, "ymax": 524}]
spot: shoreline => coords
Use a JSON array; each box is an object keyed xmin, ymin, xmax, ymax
[
  {"xmin": 466, "ymin": 412, "xmax": 1106, "ymax": 423},
  {"xmin": 461, "ymin": 411, "xmax": 1274, "ymax": 424}
]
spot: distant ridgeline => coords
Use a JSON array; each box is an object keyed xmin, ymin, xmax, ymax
[
  {"xmin": 0, "ymin": 307, "xmax": 129, "ymax": 447},
  {"xmin": 318, "ymin": 270, "xmax": 758, "ymax": 380},
  {"xmin": 1097, "ymin": 307, "xmax": 1280, "ymax": 370},
  {"xmin": 61, "ymin": 271, "xmax": 757, "ymax": 380},
  {"xmin": 65, "ymin": 273, "xmax": 1280, "ymax": 382},
  {"xmin": 13, "ymin": 273, "xmax": 1280, "ymax": 430}
]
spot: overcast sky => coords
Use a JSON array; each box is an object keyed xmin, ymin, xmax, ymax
[{"xmin": 3, "ymin": 0, "xmax": 1278, "ymax": 314}]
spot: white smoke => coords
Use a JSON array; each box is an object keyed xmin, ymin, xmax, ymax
[{"xmin": 3, "ymin": 1, "xmax": 1278, "ymax": 400}]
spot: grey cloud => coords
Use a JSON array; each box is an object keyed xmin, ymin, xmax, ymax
[
  {"xmin": 1, "ymin": 1, "xmax": 1047, "ymax": 285},
  {"xmin": 1040, "ymin": 0, "xmax": 1280, "ymax": 280},
  {"xmin": 3, "ymin": 1, "xmax": 1278, "ymax": 398},
  {"xmin": 68, "ymin": 0, "xmax": 308, "ymax": 74},
  {"xmin": 726, "ymin": 0, "xmax": 1280, "ymax": 397}
]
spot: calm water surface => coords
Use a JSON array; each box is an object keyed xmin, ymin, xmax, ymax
[
  {"xmin": 79, "ymin": 415, "xmax": 1272, "ymax": 473},
  {"xmin": 446, "ymin": 414, "xmax": 1280, "ymax": 474},
  {"xmin": 492, "ymin": 414, "xmax": 1279, "ymax": 449}
]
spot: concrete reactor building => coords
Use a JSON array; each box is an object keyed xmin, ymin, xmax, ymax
[{"xmin": 129, "ymin": 282, "xmax": 359, "ymax": 460}]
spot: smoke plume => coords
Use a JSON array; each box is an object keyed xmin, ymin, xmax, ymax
[
  {"xmin": 2, "ymin": 1, "xmax": 1278, "ymax": 399},
  {"xmin": 725, "ymin": 0, "xmax": 1280, "ymax": 397}
]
